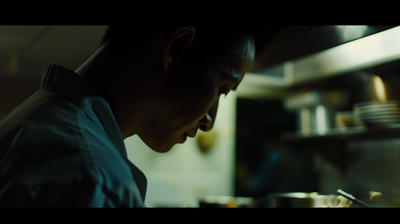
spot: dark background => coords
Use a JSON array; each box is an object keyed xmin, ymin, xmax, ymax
[{"xmin": 234, "ymin": 98, "xmax": 319, "ymax": 198}]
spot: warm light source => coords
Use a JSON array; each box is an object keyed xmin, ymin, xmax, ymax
[{"xmin": 373, "ymin": 76, "xmax": 386, "ymax": 101}]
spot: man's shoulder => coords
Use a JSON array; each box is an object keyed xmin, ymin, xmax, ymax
[{"xmin": 0, "ymin": 91, "xmax": 90, "ymax": 171}]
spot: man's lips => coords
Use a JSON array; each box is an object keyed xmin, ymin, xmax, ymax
[
  {"xmin": 177, "ymin": 131, "xmax": 196, "ymax": 144},
  {"xmin": 185, "ymin": 131, "xmax": 196, "ymax": 138}
]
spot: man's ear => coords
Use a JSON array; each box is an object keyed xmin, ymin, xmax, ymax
[{"xmin": 163, "ymin": 26, "xmax": 195, "ymax": 72}]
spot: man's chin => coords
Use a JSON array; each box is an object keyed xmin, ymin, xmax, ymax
[
  {"xmin": 146, "ymin": 141, "xmax": 175, "ymax": 153},
  {"xmin": 141, "ymin": 134, "xmax": 187, "ymax": 153},
  {"xmin": 152, "ymin": 146, "xmax": 173, "ymax": 153}
]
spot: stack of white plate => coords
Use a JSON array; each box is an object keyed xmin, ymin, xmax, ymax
[{"xmin": 354, "ymin": 101, "xmax": 400, "ymax": 128}]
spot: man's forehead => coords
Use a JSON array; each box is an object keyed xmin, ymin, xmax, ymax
[
  {"xmin": 207, "ymin": 37, "xmax": 255, "ymax": 82},
  {"xmin": 228, "ymin": 39, "xmax": 255, "ymax": 70},
  {"xmin": 234, "ymin": 36, "xmax": 256, "ymax": 57}
]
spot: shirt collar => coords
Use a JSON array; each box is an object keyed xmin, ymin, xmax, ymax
[
  {"xmin": 40, "ymin": 63, "xmax": 101, "ymax": 106},
  {"xmin": 40, "ymin": 63, "xmax": 127, "ymax": 157}
]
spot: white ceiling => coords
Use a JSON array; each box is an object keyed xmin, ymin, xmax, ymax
[{"xmin": 0, "ymin": 25, "xmax": 108, "ymax": 80}]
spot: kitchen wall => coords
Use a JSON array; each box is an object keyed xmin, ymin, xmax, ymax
[
  {"xmin": 0, "ymin": 77, "xmax": 41, "ymax": 121},
  {"xmin": 124, "ymin": 92, "xmax": 237, "ymax": 207}
]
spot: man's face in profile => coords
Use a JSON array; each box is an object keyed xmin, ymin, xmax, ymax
[{"xmin": 137, "ymin": 37, "xmax": 256, "ymax": 153}]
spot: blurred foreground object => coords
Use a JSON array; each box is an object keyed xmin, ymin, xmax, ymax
[
  {"xmin": 268, "ymin": 192, "xmax": 351, "ymax": 208},
  {"xmin": 370, "ymin": 191, "xmax": 383, "ymax": 201}
]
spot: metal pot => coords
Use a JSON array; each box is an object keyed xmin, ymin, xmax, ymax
[
  {"xmin": 199, "ymin": 196, "xmax": 256, "ymax": 208},
  {"xmin": 268, "ymin": 192, "xmax": 344, "ymax": 208}
]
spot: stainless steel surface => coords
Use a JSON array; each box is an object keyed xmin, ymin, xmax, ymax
[
  {"xmin": 245, "ymin": 26, "xmax": 400, "ymax": 88},
  {"xmin": 268, "ymin": 192, "xmax": 347, "ymax": 207},
  {"xmin": 281, "ymin": 123, "xmax": 400, "ymax": 142},
  {"xmin": 292, "ymin": 26, "xmax": 400, "ymax": 84},
  {"xmin": 250, "ymin": 26, "xmax": 397, "ymax": 72},
  {"xmin": 283, "ymin": 90, "xmax": 349, "ymax": 135},
  {"xmin": 297, "ymin": 105, "xmax": 331, "ymax": 135},
  {"xmin": 284, "ymin": 90, "xmax": 349, "ymax": 110},
  {"xmin": 355, "ymin": 72, "xmax": 400, "ymax": 102}
]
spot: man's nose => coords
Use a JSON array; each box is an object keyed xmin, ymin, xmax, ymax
[{"xmin": 198, "ymin": 99, "xmax": 219, "ymax": 132}]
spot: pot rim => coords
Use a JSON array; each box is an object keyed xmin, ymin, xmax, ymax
[{"xmin": 268, "ymin": 192, "xmax": 338, "ymax": 199}]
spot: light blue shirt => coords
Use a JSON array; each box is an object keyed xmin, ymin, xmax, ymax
[{"xmin": 0, "ymin": 64, "xmax": 147, "ymax": 207}]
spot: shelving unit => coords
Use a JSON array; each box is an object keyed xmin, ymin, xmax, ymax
[{"xmin": 282, "ymin": 124, "xmax": 400, "ymax": 142}]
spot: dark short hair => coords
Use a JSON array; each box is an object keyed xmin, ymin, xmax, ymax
[{"xmin": 100, "ymin": 24, "xmax": 284, "ymax": 62}]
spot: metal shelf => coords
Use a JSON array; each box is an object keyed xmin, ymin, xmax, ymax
[
  {"xmin": 282, "ymin": 124, "xmax": 400, "ymax": 142},
  {"xmin": 244, "ymin": 26, "xmax": 400, "ymax": 89}
]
